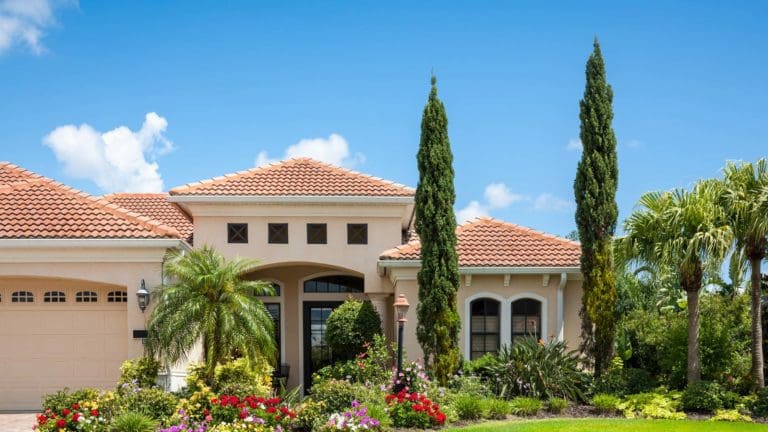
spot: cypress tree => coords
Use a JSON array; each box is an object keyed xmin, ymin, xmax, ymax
[
  {"xmin": 573, "ymin": 39, "xmax": 619, "ymax": 376},
  {"xmin": 415, "ymin": 76, "xmax": 461, "ymax": 384}
]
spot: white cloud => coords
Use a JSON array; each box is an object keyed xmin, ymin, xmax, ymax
[
  {"xmin": 625, "ymin": 139, "xmax": 642, "ymax": 148},
  {"xmin": 255, "ymin": 133, "xmax": 365, "ymax": 168},
  {"xmin": 566, "ymin": 138, "xmax": 582, "ymax": 152},
  {"xmin": 0, "ymin": 0, "xmax": 72, "ymax": 55},
  {"xmin": 44, "ymin": 112, "xmax": 173, "ymax": 193},
  {"xmin": 456, "ymin": 200, "xmax": 488, "ymax": 223},
  {"xmin": 484, "ymin": 182, "xmax": 523, "ymax": 208},
  {"xmin": 533, "ymin": 193, "xmax": 572, "ymax": 211}
]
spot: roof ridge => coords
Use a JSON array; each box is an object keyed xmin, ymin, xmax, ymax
[
  {"xmin": 456, "ymin": 216, "xmax": 579, "ymax": 246},
  {"xmin": 1, "ymin": 163, "xmax": 181, "ymax": 239}
]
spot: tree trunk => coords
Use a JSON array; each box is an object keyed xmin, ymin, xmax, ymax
[
  {"xmin": 751, "ymin": 256, "xmax": 765, "ymax": 389},
  {"xmin": 687, "ymin": 288, "xmax": 702, "ymax": 384}
]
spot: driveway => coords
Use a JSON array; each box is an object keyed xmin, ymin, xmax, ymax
[{"xmin": 0, "ymin": 413, "xmax": 35, "ymax": 432}]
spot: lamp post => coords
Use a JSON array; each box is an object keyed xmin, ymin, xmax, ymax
[
  {"xmin": 136, "ymin": 279, "xmax": 150, "ymax": 313},
  {"xmin": 393, "ymin": 293, "xmax": 410, "ymax": 393}
]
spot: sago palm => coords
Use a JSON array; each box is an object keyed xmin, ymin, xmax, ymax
[
  {"xmin": 616, "ymin": 181, "xmax": 732, "ymax": 383},
  {"xmin": 145, "ymin": 245, "xmax": 276, "ymax": 384},
  {"xmin": 720, "ymin": 159, "xmax": 768, "ymax": 389}
]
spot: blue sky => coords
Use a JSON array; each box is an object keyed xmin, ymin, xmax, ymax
[{"xmin": 1, "ymin": 1, "xmax": 766, "ymax": 237}]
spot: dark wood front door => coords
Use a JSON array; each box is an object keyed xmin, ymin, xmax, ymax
[{"xmin": 303, "ymin": 301, "xmax": 342, "ymax": 391}]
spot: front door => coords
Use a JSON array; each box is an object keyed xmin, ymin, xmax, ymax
[{"xmin": 303, "ymin": 301, "xmax": 342, "ymax": 391}]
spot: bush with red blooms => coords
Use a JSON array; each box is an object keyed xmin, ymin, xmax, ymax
[
  {"xmin": 385, "ymin": 390, "xmax": 446, "ymax": 429},
  {"xmin": 34, "ymin": 403, "xmax": 106, "ymax": 432},
  {"xmin": 209, "ymin": 394, "xmax": 296, "ymax": 428}
]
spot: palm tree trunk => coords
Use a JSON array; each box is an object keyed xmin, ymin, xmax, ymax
[
  {"xmin": 751, "ymin": 256, "xmax": 765, "ymax": 389},
  {"xmin": 687, "ymin": 288, "xmax": 701, "ymax": 383}
]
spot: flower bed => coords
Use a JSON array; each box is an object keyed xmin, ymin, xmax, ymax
[{"xmin": 386, "ymin": 389, "xmax": 446, "ymax": 428}]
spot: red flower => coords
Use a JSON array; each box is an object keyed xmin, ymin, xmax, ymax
[
  {"xmin": 203, "ymin": 409, "xmax": 210, "ymax": 416},
  {"xmin": 266, "ymin": 406, "xmax": 276, "ymax": 414},
  {"xmin": 56, "ymin": 419, "xmax": 67, "ymax": 428},
  {"xmin": 436, "ymin": 412, "xmax": 447, "ymax": 424},
  {"xmin": 211, "ymin": 397, "xmax": 219, "ymax": 405},
  {"xmin": 72, "ymin": 413, "xmax": 81, "ymax": 422},
  {"xmin": 412, "ymin": 404, "xmax": 424, "ymax": 412},
  {"xmin": 239, "ymin": 410, "xmax": 248, "ymax": 419},
  {"xmin": 72, "ymin": 403, "xmax": 80, "ymax": 410},
  {"xmin": 91, "ymin": 409, "xmax": 99, "ymax": 417},
  {"xmin": 36, "ymin": 415, "xmax": 47, "ymax": 425},
  {"xmin": 275, "ymin": 415, "xmax": 282, "ymax": 421},
  {"xmin": 62, "ymin": 408, "xmax": 71, "ymax": 416}
]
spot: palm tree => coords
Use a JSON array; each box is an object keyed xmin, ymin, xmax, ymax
[
  {"xmin": 720, "ymin": 159, "xmax": 768, "ymax": 389},
  {"xmin": 616, "ymin": 181, "xmax": 732, "ymax": 383},
  {"xmin": 145, "ymin": 245, "xmax": 276, "ymax": 384}
]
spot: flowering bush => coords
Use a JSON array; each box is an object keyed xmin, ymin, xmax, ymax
[
  {"xmin": 34, "ymin": 401, "xmax": 106, "ymax": 432},
  {"xmin": 394, "ymin": 361, "xmax": 431, "ymax": 394},
  {"xmin": 386, "ymin": 390, "xmax": 445, "ymax": 428},
  {"xmin": 314, "ymin": 335, "xmax": 392, "ymax": 387},
  {"xmin": 210, "ymin": 395, "xmax": 295, "ymax": 428},
  {"xmin": 321, "ymin": 400, "xmax": 382, "ymax": 431}
]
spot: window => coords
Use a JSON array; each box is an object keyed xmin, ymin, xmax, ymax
[
  {"xmin": 303, "ymin": 275, "xmax": 363, "ymax": 293},
  {"xmin": 469, "ymin": 298, "xmax": 500, "ymax": 360},
  {"xmin": 11, "ymin": 291, "xmax": 33, "ymax": 303},
  {"xmin": 511, "ymin": 298, "xmax": 542, "ymax": 343},
  {"xmin": 76, "ymin": 291, "xmax": 98, "ymax": 303},
  {"xmin": 306, "ymin": 223, "xmax": 327, "ymax": 244},
  {"xmin": 268, "ymin": 223, "xmax": 289, "ymax": 244},
  {"xmin": 107, "ymin": 290, "xmax": 128, "ymax": 303},
  {"xmin": 265, "ymin": 303, "xmax": 281, "ymax": 366},
  {"xmin": 253, "ymin": 282, "xmax": 281, "ymax": 297},
  {"xmin": 44, "ymin": 291, "xmax": 66, "ymax": 303},
  {"xmin": 227, "ymin": 223, "xmax": 248, "ymax": 243},
  {"xmin": 347, "ymin": 224, "xmax": 368, "ymax": 245}
]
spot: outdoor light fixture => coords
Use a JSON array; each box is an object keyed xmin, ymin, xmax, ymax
[
  {"xmin": 136, "ymin": 279, "xmax": 150, "ymax": 313},
  {"xmin": 393, "ymin": 294, "xmax": 410, "ymax": 392}
]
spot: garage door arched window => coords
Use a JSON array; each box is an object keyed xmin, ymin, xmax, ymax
[
  {"xmin": 511, "ymin": 298, "xmax": 542, "ymax": 344},
  {"xmin": 303, "ymin": 275, "xmax": 363, "ymax": 293},
  {"xmin": 76, "ymin": 291, "xmax": 98, "ymax": 303},
  {"xmin": 44, "ymin": 291, "xmax": 66, "ymax": 303},
  {"xmin": 11, "ymin": 291, "xmax": 34, "ymax": 303},
  {"xmin": 107, "ymin": 290, "xmax": 128, "ymax": 303},
  {"xmin": 469, "ymin": 298, "xmax": 500, "ymax": 360}
]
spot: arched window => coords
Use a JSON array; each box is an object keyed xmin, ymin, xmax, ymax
[
  {"xmin": 511, "ymin": 298, "xmax": 542, "ymax": 343},
  {"xmin": 11, "ymin": 291, "xmax": 34, "ymax": 303},
  {"xmin": 107, "ymin": 290, "xmax": 128, "ymax": 303},
  {"xmin": 303, "ymin": 275, "xmax": 363, "ymax": 293},
  {"xmin": 469, "ymin": 298, "xmax": 500, "ymax": 359},
  {"xmin": 76, "ymin": 291, "xmax": 98, "ymax": 303},
  {"xmin": 44, "ymin": 291, "xmax": 66, "ymax": 303}
]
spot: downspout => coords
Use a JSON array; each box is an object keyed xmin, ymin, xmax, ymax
[{"xmin": 557, "ymin": 272, "xmax": 567, "ymax": 341}]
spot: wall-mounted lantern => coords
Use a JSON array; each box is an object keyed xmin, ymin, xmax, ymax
[{"xmin": 136, "ymin": 279, "xmax": 150, "ymax": 313}]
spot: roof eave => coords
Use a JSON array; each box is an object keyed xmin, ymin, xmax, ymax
[
  {"xmin": 377, "ymin": 259, "xmax": 581, "ymax": 274},
  {"xmin": 168, "ymin": 195, "xmax": 415, "ymax": 204}
]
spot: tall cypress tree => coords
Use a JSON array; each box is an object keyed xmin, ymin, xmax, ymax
[
  {"xmin": 415, "ymin": 76, "xmax": 461, "ymax": 384},
  {"xmin": 574, "ymin": 39, "xmax": 619, "ymax": 376}
]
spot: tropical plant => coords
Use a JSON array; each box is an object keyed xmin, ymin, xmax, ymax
[
  {"xmin": 547, "ymin": 398, "xmax": 568, "ymax": 414},
  {"xmin": 682, "ymin": 381, "xmax": 725, "ymax": 413},
  {"xmin": 509, "ymin": 397, "xmax": 542, "ymax": 416},
  {"xmin": 118, "ymin": 357, "xmax": 161, "ymax": 390},
  {"xmin": 110, "ymin": 411, "xmax": 158, "ymax": 432},
  {"xmin": 313, "ymin": 334, "xmax": 392, "ymax": 387},
  {"xmin": 145, "ymin": 246, "xmax": 276, "ymax": 384},
  {"xmin": 616, "ymin": 181, "xmax": 733, "ymax": 383},
  {"xmin": 325, "ymin": 298, "xmax": 382, "ymax": 361},
  {"xmin": 485, "ymin": 399, "xmax": 510, "ymax": 419},
  {"xmin": 618, "ymin": 391, "xmax": 685, "ymax": 420},
  {"xmin": 573, "ymin": 38, "xmax": 620, "ymax": 375},
  {"xmin": 592, "ymin": 393, "xmax": 620, "ymax": 414},
  {"xmin": 414, "ymin": 75, "xmax": 462, "ymax": 384},
  {"xmin": 489, "ymin": 338, "xmax": 590, "ymax": 401},
  {"xmin": 719, "ymin": 159, "xmax": 768, "ymax": 389}
]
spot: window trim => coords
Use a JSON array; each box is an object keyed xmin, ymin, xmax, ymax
[
  {"xmin": 303, "ymin": 275, "xmax": 364, "ymax": 293},
  {"xmin": 511, "ymin": 298, "xmax": 542, "ymax": 343},
  {"xmin": 267, "ymin": 223, "xmax": 289, "ymax": 244},
  {"xmin": 75, "ymin": 291, "xmax": 99, "ymax": 303},
  {"xmin": 227, "ymin": 223, "xmax": 249, "ymax": 244},
  {"xmin": 11, "ymin": 290, "xmax": 34, "ymax": 303},
  {"xmin": 107, "ymin": 290, "xmax": 128, "ymax": 303},
  {"xmin": 306, "ymin": 223, "xmax": 327, "ymax": 245},
  {"xmin": 469, "ymin": 298, "xmax": 501, "ymax": 359},
  {"xmin": 43, "ymin": 291, "xmax": 67, "ymax": 303},
  {"xmin": 346, "ymin": 223, "xmax": 368, "ymax": 245}
]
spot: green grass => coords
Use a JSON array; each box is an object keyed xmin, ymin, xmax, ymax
[{"xmin": 449, "ymin": 418, "xmax": 768, "ymax": 431}]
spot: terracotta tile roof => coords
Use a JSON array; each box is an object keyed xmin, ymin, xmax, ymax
[
  {"xmin": 169, "ymin": 158, "xmax": 415, "ymax": 197},
  {"xmin": 380, "ymin": 217, "xmax": 581, "ymax": 268},
  {"xmin": 0, "ymin": 162, "xmax": 182, "ymax": 239},
  {"xmin": 102, "ymin": 193, "xmax": 194, "ymax": 242}
]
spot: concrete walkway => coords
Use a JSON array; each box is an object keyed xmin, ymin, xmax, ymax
[{"xmin": 0, "ymin": 413, "xmax": 36, "ymax": 432}]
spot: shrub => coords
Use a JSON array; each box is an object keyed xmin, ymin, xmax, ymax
[
  {"xmin": 682, "ymin": 381, "xmax": 723, "ymax": 413},
  {"xmin": 547, "ymin": 397, "xmax": 568, "ymax": 414},
  {"xmin": 215, "ymin": 357, "xmax": 272, "ymax": 396},
  {"xmin": 110, "ymin": 411, "xmax": 158, "ymax": 432},
  {"xmin": 485, "ymin": 399, "xmax": 510, "ymax": 419},
  {"xmin": 386, "ymin": 390, "xmax": 446, "ymax": 428},
  {"xmin": 452, "ymin": 394, "xmax": 483, "ymax": 420},
  {"xmin": 325, "ymin": 298, "xmax": 382, "ymax": 361},
  {"xmin": 593, "ymin": 357, "xmax": 656, "ymax": 397},
  {"xmin": 710, "ymin": 409, "xmax": 752, "ymax": 422},
  {"xmin": 751, "ymin": 387, "xmax": 768, "ymax": 417},
  {"xmin": 619, "ymin": 391, "xmax": 685, "ymax": 420},
  {"xmin": 592, "ymin": 393, "xmax": 620, "ymax": 414},
  {"xmin": 720, "ymin": 391, "xmax": 743, "ymax": 410},
  {"xmin": 463, "ymin": 353, "xmax": 500, "ymax": 378},
  {"xmin": 294, "ymin": 400, "xmax": 328, "ymax": 432},
  {"xmin": 314, "ymin": 334, "xmax": 392, "ymax": 387},
  {"xmin": 490, "ymin": 338, "xmax": 589, "ymax": 401},
  {"xmin": 42, "ymin": 387, "xmax": 101, "ymax": 412},
  {"xmin": 320, "ymin": 400, "xmax": 383, "ymax": 431},
  {"xmin": 118, "ymin": 357, "xmax": 161, "ymax": 390},
  {"xmin": 309, "ymin": 379, "xmax": 379, "ymax": 415},
  {"xmin": 117, "ymin": 387, "xmax": 178, "ymax": 423},
  {"xmin": 448, "ymin": 374, "xmax": 492, "ymax": 399},
  {"xmin": 35, "ymin": 403, "xmax": 106, "ymax": 432},
  {"xmin": 509, "ymin": 397, "xmax": 542, "ymax": 416}
]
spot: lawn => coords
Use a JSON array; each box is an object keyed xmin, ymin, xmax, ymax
[{"xmin": 449, "ymin": 418, "xmax": 768, "ymax": 431}]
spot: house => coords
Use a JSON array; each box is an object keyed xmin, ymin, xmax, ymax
[{"xmin": 0, "ymin": 158, "xmax": 583, "ymax": 411}]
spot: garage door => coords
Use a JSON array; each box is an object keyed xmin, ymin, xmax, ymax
[{"xmin": 0, "ymin": 287, "xmax": 128, "ymax": 411}]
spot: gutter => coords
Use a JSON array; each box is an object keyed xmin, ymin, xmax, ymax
[
  {"xmin": 377, "ymin": 259, "xmax": 580, "ymax": 275},
  {"xmin": 168, "ymin": 195, "xmax": 415, "ymax": 205}
]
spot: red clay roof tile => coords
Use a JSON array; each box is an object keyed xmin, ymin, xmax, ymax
[
  {"xmin": 169, "ymin": 158, "xmax": 415, "ymax": 197},
  {"xmin": 102, "ymin": 193, "xmax": 194, "ymax": 243},
  {"xmin": 0, "ymin": 162, "xmax": 181, "ymax": 239},
  {"xmin": 380, "ymin": 217, "xmax": 581, "ymax": 268}
]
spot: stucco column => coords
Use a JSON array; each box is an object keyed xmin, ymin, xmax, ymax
[
  {"xmin": 366, "ymin": 293, "xmax": 392, "ymax": 335},
  {"xmin": 556, "ymin": 272, "xmax": 567, "ymax": 341}
]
